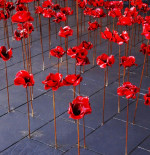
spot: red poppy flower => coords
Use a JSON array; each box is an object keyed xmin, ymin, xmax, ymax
[
  {"xmin": 12, "ymin": 11, "xmax": 34, "ymax": 23},
  {"xmin": 78, "ymin": 0, "xmax": 87, "ymax": 9},
  {"xmin": 17, "ymin": 22, "xmax": 34, "ymax": 34},
  {"xmin": 53, "ymin": 12, "xmax": 66, "ymax": 23},
  {"xmin": 88, "ymin": 20, "xmax": 100, "ymax": 31},
  {"xmin": 138, "ymin": 3, "xmax": 150, "ymax": 13},
  {"xmin": 60, "ymin": 7, "xmax": 73, "ymax": 16},
  {"xmin": 58, "ymin": 26, "xmax": 73, "ymax": 38},
  {"xmin": 117, "ymin": 82, "xmax": 139, "ymax": 99},
  {"xmin": 67, "ymin": 46, "xmax": 79, "ymax": 58},
  {"xmin": 112, "ymin": 31, "xmax": 129, "ymax": 45},
  {"xmin": 14, "ymin": 30, "xmax": 22, "ymax": 41},
  {"xmin": 108, "ymin": 8, "xmax": 122, "ymax": 18},
  {"xmin": 0, "ymin": 46, "xmax": 12, "ymax": 61},
  {"xmin": 83, "ymin": 7, "xmax": 93, "ymax": 16},
  {"xmin": 79, "ymin": 41, "xmax": 93, "ymax": 50},
  {"xmin": 140, "ymin": 43, "xmax": 150, "ymax": 56},
  {"xmin": 51, "ymin": 4, "xmax": 61, "ymax": 11},
  {"xmin": 91, "ymin": 8, "xmax": 106, "ymax": 18},
  {"xmin": 142, "ymin": 23, "xmax": 150, "ymax": 40},
  {"xmin": 104, "ymin": 1, "xmax": 123, "ymax": 10},
  {"xmin": 131, "ymin": 0, "xmax": 142, "ymax": 6},
  {"xmin": 144, "ymin": 88, "xmax": 150, "ymax": 105},
  {"xmin": 19, "ymin": 0, "xmax": 35, "ymax": 3},
  {"xmin": 96, "ymin": 53, "xmax": 115, "ymax": 68},
  {"xmin": 63, "ymin": 74, "xmax": 83, "ymax": 86},
  {"xmin": 42, "ymin": 73, "xmax": 63, "ymax": 91},
  {"xmin": 16, "ymin": 4, "xmax": 27, "ymax": 11},
  {"xmin": 101, "ymin": 27, "xmax": 113, "ymax": 41},
  {"xmin": 76, "ymin": 56, "xmax": 90, "ymax": 66},
  {"xmin": 124, "ymin": 7, "xmax": 138, "ymax": 17},
  {"xmin": 35, "ymin": 6, "xmax": 43, "ymax": 14},
  {"xmin": 42, "ymin": 0, "xmax": 53, "ymax": 8},
  {"xmin": 50, "ymin": 46, "xmax": 65, "ymax": 58},
  {"xmin": 6, "ymin": 2, "xmax": 15, "ymax": 12},
  {"xmin": 0, "ymin": 10, "xmax": 10, "ymax": 20},
  {"xmin": 117, "ymin": 15, "xmax": 134, "ymax": 26},
  {"xmin": 42, "ymin": 8, "xmax": 55, "ymax": 18},
  {"xmin": 135, "ymin": 15, "xmax": 144, "ymax": 24},
  {"xmin": 14, "ymin": 70, "xmax": 35, "ymax": 88},
  {"xmin": 88, "ymin": 0, "xmax": 104, "ymax": 7},
  {"xmin": 76, "ymin": 47, "xmax": 88, "ymax": 59},
  {"xmin": 120, "ymin": 56, "xmax": 138, "ymax": 68},
  {"xmin": 68, "ymin": 96, "xmax": 92, "ymax": 120}
]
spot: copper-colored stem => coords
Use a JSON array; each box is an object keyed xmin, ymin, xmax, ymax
[
  {"xmin": 80, "ymin": 12, "xmax": 82, "ymax": 42},
  {"xmin": 58, "ymin": 58, "xmax": 59, "ymax": 73},
  {"xmin": 49, "ymin": 18, "xmax": 51, "ymax": 52},
  {"xmin": 83, "ymin": 15, "xmax": 85, "ymax": 32},
  {"xmin": 29, "ymin": 87, "xmax": 34, "ymax": 117},
  {"xmin": 83, "ymin": 117, "xmax": 86, "ymax": 148},
  {"xmin": 123, "ymin": 67, "xmax": 126, "ymax": 83},
  {"xmin": 146, "ymin": 54, "xmax": 148, "ymax": 76},
  {"xmin": 21, "ymin": 40, "xmax": 26, "ymax": 69},
  {"xmin": 93, "ymin": 31, "xmax": 95, "ymax": 66},
  {"xmin": 3, "ymin": 20, "xmax": 6, "ymax": 45},
  {"xmin": 106, "ymin": 67, "xmax": 108, "ymax": 87},
  {"xmin": 138, "ymin": 24, "xmax": 140, "ymax": 42},
  {"xmin": 5, "ymin": 62, "xmax": 10, "ymax": 112},
  {"xmin": 102, "ymin": 68, "xmax": 107, "ymax": 125},
  {"xmin": 129, "ymin": 24, "xmax": 134, "ymax": 55},
  {"xmin": 78, "ymin": 66, "xmax": 81, "ymax": 95},
  {"xmin": 73, "ymin": 86, "xmax": 76, "ymax": 99},
  {"xmin": 26, "ymin": 87, "xmax": 31, "ymax": 138},
  {"xmin": 100, "ymin": 18, "xmax": 102, "ymax": 45},
  {"xmin": 77, "ymin": 119, "xmax": 80, "ymax": 155},
  {"xmin": 134, "ymin": 24, "xmax": 136, "ymax": 47},
  {"xmin": 133, "ymin": 47, "xmax": 148, "ymax": 123},
  {"xmin": 53, "ymin": 91, "xmax": 57, "ymax": 149},
  {"xmin": 55, "ymin": 23, "xmax": 57, "ymax": 39},
  {"xmin": 127, "ymin": 67, "xmax": 130, "ymax": 81},
  {"xmin": 76, "ymin": 0, "xmax": 79, "ymax": 45},
  {"xmin": 65, "ymin": 38, "xmax": 68, "ymax": 74},
  {"xmin": 5, "ymin": 21, "xmax": 10, "ymax": 49},
  {"xmin": 118, "ymin": 45, "xmax": 121, "ymax": 113},
  {"xmin": 125, "ymin": 99, "xmax": 129, "ymax": 155}
]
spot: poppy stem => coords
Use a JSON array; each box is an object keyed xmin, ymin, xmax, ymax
[
  {"xmin": 127, "ymin": 67, "xmax": 130, "ymax": 81},
  {"xmin": 53, "ymin": 91, "xmax": 57, "ymax": 149},
  {"xmin": 23, "ymin": 35, "xmax": 29, "ymax": 71},
  {"xmin": 102, "ymin": 68, "xmax": 107, "ymax": 125},
  {"xmin": 37, "ymin": 2, "xmax": 44, "ymax": 71},
  {"xmin": 146, "ymin": 54, "xmax": 148, "ymax": 76},
  {"xmin": 21, "ymin": 40, "xmax": 26, "ymax": 69},
  {"xmin": 49, "ymin": 18, "xmax": 51, "ymax": 59},
  {"xmin": 125, "ymin": 99, "xmax": 129, "ymax": 155},
  {"xmin": 80, "ymin": 11, "xmax": 82, "ymax": 42},
  {"xmin": 76, "ymin": 0, "xmax": 79, "ymax": 46},
  {"xmin": 83, "ymin": 117, "xmax": 86, "ymax": 148},
  {"xmin": 83, "ymin": 14, "xmax": 85, "ymax": 32},
  {"xmin": 26, "ymin": 87, "xmax": 31, "ymax": 138},
  {"xmin": 100, "ymin": 18, "xmax": 102, "ymax": 45},
  {"xmin": 134, "ymin": 24, "xmax": 136, "ymax": 47},
  {"xmin": 93, "ymin": 31, "xmax": 95, "ymax": 66},
  {"xmin": 5, "ymin": 62, "xmax": 10, "ymax": 112},
  {"xmin": 129, "ymin": 24, "xmax": 134, "ymax": 55},
  {"xmin": 118, "ymin": 45, "xmax": 121, "ymax": 113},
  {"xmin": 138, "ymin": 24, "xmax": 140, "ymax": 42},
  {"xmin": 106, "ymin": 66, "xmax": 108, "ymax": 87},
  {"xmin": 123, "ymin": 68, "xmax": 126, "ymax": 83},
  {"xmin": 77, "ymin": 119, "xmax": 80, "ymax": 155},
  {"xmin": 79, "ymin": 66, "xmax": 81, "ymax": 95},
  {"xmin": 55, "ymin": 23, "xmax": 57, "ymax": 39},
  {"xmin": 58, "ymin": 58, "xmax": 59, "ymax": 73},
  {"xmin": 133, "ymin": 40, "xmax": 149, "ymax": 124},
  {"xmin": 3, "ymin": 20, "xmax": 6, "ymax": 45},
  {"xmin": 65, "ymin": 38, "xmax": 68, "ymax": 75},
  {"xmin": 5, "ymin": 21, "xmax": 10, "ymax": 49},
  {"xmin": 29, "ymin": 87, "xmax": 34, "ymax": 117}
]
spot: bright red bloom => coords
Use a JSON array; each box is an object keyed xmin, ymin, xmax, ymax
[
  {"xmin": 67, "ymin": 46, "xmax": 79, "ymax": 58},
  {"xmin": 142, "ymin": 23, "xmax": 150, "ymax": 40},
  {"xmin": 16, "ymin": 4, "xmax": 27, "ymax": 11},
  {"xmin": 42, "ymin": 8, "xmax": 55, "ymax": 18},
  {"xmin": 42, "ymin": 73, "xmax": 63, "ymax": 91},
  {"xmin": 101, "ymin": 27, "xmax": 113, "ymax": 41},
  {"xmin": 83, "ymin": 7, "xmax": 93, "ymax": 16},
  {"xmin": 0, "ymin": 10, "xmax": 10, "ymax": 20},
  {"xmin": 117, "ymin": 82, "xmax": 139, "ymax": 99},
  {"xmin": 96, "ymin": 54, "xmax": 115, "ymax": 68},
  {"xmin": 53, "ymin": 12, "xmax": 66, "ymax": 23},
  {"xmin": 138, "ymin": 3, "xmax": 150, "ymax": 13},
  {"xmin": 91, "ymin": 8, "xmax": 106, "ymax": 18},
  {"xmin": 88, "ymin": 0, "xmax": 104, "ymax": 7},
  {"xmin": 120, "ymin": 56, "xmax": 138, "ymax": 68},
  {"xmin": 112, "ymin": 31, "xmax": 129, "ymax": 45},
  {"xmin": 42, "ymin": 0, "xmax": 53, "ymax": 8},
  {"xmin": 131, "ymin": 0, "xmax": 142, "ymax": 6},
  {"xmin": 17, "ymin": 22, "xmax": 34, "ymax": 34},
  {"xmin": 19, "ymin": 0, "xmax": 35, "ymax": 3},
  {"xmin": 78, "ymin": 0, "xmax": 87, "ymax": 9},
  {"xmin": 108, "ymin": 8, "xmax": 122, "ymax": 18},
  {"xmin": 12, "ymin": 11, "xmax": 34, "ymax": 23},
  {"xmin": 51, "ymin": 4, "xmax": 61, "ymax": 10},
  {"xmin": 50, "ymin": 46, "xmax": 65, "ymax": 58},
  {"xmin": 117, "ymin": 15, "xmax": 134, "ymax": 26},
  {"xmin": 35, "ymin": 6, "xmax": 43, "ymax": 14},
  {"xmin": 58, "ymin": 26, "xmax": 73, "ymax": 38},
  {"xmin": 135, "ymin": 15, "xmax": 144, "ymax": 24},
  {"xmin": 14, "ymin": 30, "xmax": 22, "ymax": 41},
  {"xmin": 6, "ymin": 2, "xmax": 15, "ymax": 11},
  {"xmin": 79, "ymin": 41, "xmax": 93, "ymax": 50},
  {"xmin": 68, "ymin": 96, "xmax": 92, "ymax": 120},
  {"xmin": 63, "ymin": 74, "xmax": 83, "ymax": 86},
  {"xmin": 140, "ymin": 43, "xmax": 150, "ymax": 56},
  {"xmin": 14, "ymin": 70, "xmax": 35, "ymax": 88},
  {"xmin": 144, "ymin": 88, "xmax": 150, "ymax": 105},
  {"xmin": 76, "ymin": 47, "xmax": 88, "ymax": 59},
  {"xmin": 60, "ymin": 7, "xmax": 73, "ymax": 16},
  {"xmin": 124, "ymin": 7, "xmax": 138, "ymax": 17},
  {"xmin": 88, "ymin": 20, "xmax": 100, "ymax": 31},
  {"xmin": 104, "ymin": 1, "xmax": 123, "ymax": 10},
  {"xmin": 0, "ymin": 46, "xmax": 12, "ymax": 61},
  {"xmin": 76, "ymin": 56, "xmax": 90, "ymax": 66}
]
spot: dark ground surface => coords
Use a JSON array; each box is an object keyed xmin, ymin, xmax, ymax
[{"xmin": 0, "ymin": 1, "xmax": 150, "ymax": 155}]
